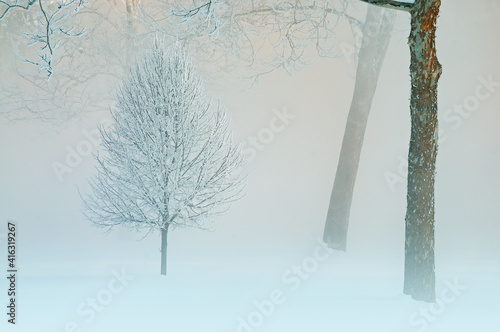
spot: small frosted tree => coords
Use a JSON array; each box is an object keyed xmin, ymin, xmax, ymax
[{"xmin": 81, "ymin": 40, "xmax": 245, "ymax": 275}]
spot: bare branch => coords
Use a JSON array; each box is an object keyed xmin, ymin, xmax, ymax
[
  {"xmin": 139, "ymin": 0, "xmax": 364, "ymax": 80},
  {"xmin": 171, "ymin": 0, "xmax": 214, "ymax": 18},
  {"xmin": 0, "ymin": 0, "xmax": 134, "ymax": 124},
  {"xmin": 359, "ymin": 0, "xmax": 413, "ymax": 12},
  {"xmin": 2, "ymin": 0, "xmax": 87, "ymax": 78}
]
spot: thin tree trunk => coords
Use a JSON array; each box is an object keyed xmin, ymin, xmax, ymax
[
  {"xmin": 323, "ymin": 6, "xmax": 395, "ymax": 250},
  {"xmin": 160, "ymin": 225, "xmax": 169, "ymax": 275},
  {"xmin": 404, "ymin": 0, "xmax": 442, "ymax": 302}
]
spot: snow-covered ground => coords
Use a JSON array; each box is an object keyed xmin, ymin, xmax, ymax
[{"xmin": 0, "ymin": 248, "xmax": 498, "ymax": 332}]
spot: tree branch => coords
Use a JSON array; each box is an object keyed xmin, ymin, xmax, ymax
[
  {"xmin": 359, "ymin": 0, "xmax": 413, "ymax": 12},
  {"xmin": 0, "ymin": 0, "xmax": 36, "ymax": 20},
  {"xmin": 15, "ymin": 0, "xmax": 86, "ymax": 79}
]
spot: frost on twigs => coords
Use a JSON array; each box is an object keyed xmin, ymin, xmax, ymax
[
  {"xmin": 0, "ymin": 0, "xmax": 36, "ymax": 20},
  {"xmin": 154, "ymin": 0, "xmax": 362, "ymax": 80},
  {"xmin": 0, "ymin": 0, "xmax": 135, "ymax": 125},
  {"xmin": 4, "ymin": 0, "xmax": 87, "ymax": 79},
  {"xmin": 81, "ymin": 39, "xmax": 245, "ymax": 235}
]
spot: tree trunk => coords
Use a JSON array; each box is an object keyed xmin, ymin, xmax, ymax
[
  {"xmin": 160, "ymin": 225, "xmax": 169, "ymax": 276},
  {"xmin": 404, "ymin": 0, "xmax": 442, "ymax": 302},
  {"xmin": 323, "ymin": 6, "xmax": 395, "ymax": 250}
]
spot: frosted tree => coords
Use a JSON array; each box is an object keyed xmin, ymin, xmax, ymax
[{"xmin": 81, "ymin": 40, "xmax": 245, "ymax": 275}]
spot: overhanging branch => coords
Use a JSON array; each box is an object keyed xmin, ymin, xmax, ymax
[{"xmin": 359, "ymin": 0, "xmax": 413, "ymax": 12}]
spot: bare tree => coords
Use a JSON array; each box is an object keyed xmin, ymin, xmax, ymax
[
  {"xmin": 81, "ymin": 40, "xmax": 245, "ymax": 276},
  {"xmin": 360, "ymin": 0, "xmax": 441, "ymax": 302}
]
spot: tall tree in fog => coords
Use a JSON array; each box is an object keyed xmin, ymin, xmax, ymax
[
  {"xmin": 156, "ymin": 0, "xmax": 396, "ymax": 251},
  {"xmin": 323, "ymin": 5, "xmax": 395, "ymax": 250},
  {"xmin": 81, "ymin": 40, "xmax": 245, "ymax": 275},
  {"xmin": 361, "ymin": 0, "xmax": 441, "ymax": 302}
]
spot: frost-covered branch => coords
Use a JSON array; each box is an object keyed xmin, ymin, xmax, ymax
[
  {"xmin": 1, "ymin": 0, "xmax": 148, "ymax": 125},
  {"xmin": 141, "ymin": 0, "xmax": 363, "ymax": 77},
  {"xmin": 0, "ymin": 0, "xmax": 36, "ymax": 19},
  {"xmin": 3, "ymin": 0, "xmax": 86, "ymax": 78},
  {"xmin": 359, "ymin": 0, "xmax": 413, "ymax": 12},
  {"xmin": 19, "ymin": 0, "xmax": 86, "ymax": 78},
  {"xmin": 171, "ymin": 0, "xmax": 214, "ymax": 19}
]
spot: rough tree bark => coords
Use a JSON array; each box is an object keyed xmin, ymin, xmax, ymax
[
  {"xmin": 323, "ymin": 5, "xmax": 395, "ymax": 250},
  {"xmin": 160, "ymin": 225, "xmax": 169, "ymax": 276},
  {"xmin": 360, "ymin": 0, "xmax": 442, "ymax": 302},
  {"xmin": 404, "ymin": 0, "xmax": 441, "ymax": 302}
]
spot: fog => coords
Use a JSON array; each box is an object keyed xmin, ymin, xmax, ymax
[{"xmin": 0, "ymin": 1, "xmax": 499, "ymax": 331}]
